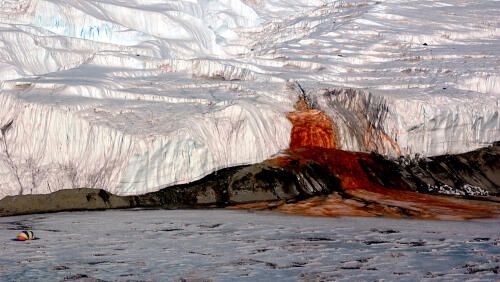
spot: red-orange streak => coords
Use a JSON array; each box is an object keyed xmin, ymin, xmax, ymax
[
  {"xmin": 265, "ymin": 148, "xmax": 500, "ymax": 219},
  {"xmin": 232, "ymin": 97, "xmax": 500, "ymax": 220},
  {"xmin": 287, "ymin": 110, "xmax": 336, "ymax": 150},
  {"xmin": 267, "ymin": 148, "xmax": 405, "ymax": 191}
]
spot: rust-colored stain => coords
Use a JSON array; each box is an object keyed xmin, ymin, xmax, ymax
[
  {"xmin": 287, "ymin": 110, "xmax": 336, "ymax": 150},
  {"xmin": 264, "ymin": 148, "xmax": 500, "ymax": 219},
  {"xmin": 232, "ymin": 96, "xmax": 500, "ymax": 220},
  {"xmin": 286, "ymin": 96, "xmax": 336, "ymax": 150},
  {"xmin": 232, "ymin": 192, "xmax": 500, "ymax": 220},
  {"xmin": 363, "ymin": 120, "xmax": 402, "ymax": 156}
]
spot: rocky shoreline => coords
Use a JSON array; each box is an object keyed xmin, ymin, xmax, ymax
[{"xmin": 1, "ymin": 144, "xmax": 499, "ymax": 218}]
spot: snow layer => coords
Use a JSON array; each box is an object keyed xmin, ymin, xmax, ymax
[{"xmin": 0, "ymin": 0, "xmax": 499, "ymax": 197}]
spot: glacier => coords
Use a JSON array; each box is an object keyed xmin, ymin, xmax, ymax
[{"xmin": 0, "ymin": 0, "xmax": 499, "ymax": 198}]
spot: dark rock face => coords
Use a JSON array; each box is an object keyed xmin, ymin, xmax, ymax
[
  {"xmin": 364, "ymin": 146, "xmax": 500, "ymax": 196},
  {"xmin": 134, "ymin": 161, "xmax": 340, "ymax": 209},
  {"xmin": 1, "ymin": 145, "xmax": 498, "ymax": 217},
  {"xmin": 0, "ymin": 161, "xmax": 340, "ymax": 216}
]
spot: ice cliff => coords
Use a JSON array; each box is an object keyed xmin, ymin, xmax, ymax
[{"xmin": 0, "ymin": 0, "xmax": 499, "ymax": 198}]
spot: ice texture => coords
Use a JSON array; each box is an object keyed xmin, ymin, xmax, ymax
[
  {"xmin": 0, "ymin": 0, "xmax": 499, "ymax": 197},
  {"xmin": 0, "ymin": 210, "xmax": 499, "ymax": 280}
]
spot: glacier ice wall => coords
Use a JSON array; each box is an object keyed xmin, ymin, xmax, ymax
[
  {"xmin": 311, "ymin": 88, "xmax": 499, "ymax": 156},
  {"xmin": 0, "ymin": 0, "xmax": 499, "ymax": 198},
  {"xmin": 0, "ymin": 79, "xmax": 293, "ymax": 197}
]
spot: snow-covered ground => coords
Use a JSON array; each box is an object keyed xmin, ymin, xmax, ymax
[
  {"xmin": 0, "ymin": 0, "xmax": 499, "ymax": 197},
  {"xmin": 0, "ymin": 209, "xmax": 499, "ymax": 280}
]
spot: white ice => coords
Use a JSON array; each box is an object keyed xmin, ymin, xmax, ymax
[{"xmin": 0, "ymin": 0, "xmax": 499, "ymax": 197}]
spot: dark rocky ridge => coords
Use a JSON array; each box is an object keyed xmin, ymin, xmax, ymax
[
  {"xmin": 0, "ymin": 161, "xmax": 339, "ymax": 216},
  {"xmin": 370, "ymin": 145, "xmax": 500, "ymax": 196},
  {"xmin": 0, "ymin": 144, "xmax": 499, "ymax": 217}
]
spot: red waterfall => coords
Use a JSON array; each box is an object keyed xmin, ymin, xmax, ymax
[{"xmin": 234, "ymin": 95, "xmax": 500, "ymax": 220}]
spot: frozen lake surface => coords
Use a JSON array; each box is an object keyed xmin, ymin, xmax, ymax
[{"xmin": 1, "ymin": 209, "xmax": 499, "ymax": 281}]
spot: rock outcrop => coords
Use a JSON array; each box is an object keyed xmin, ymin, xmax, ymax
[
  {"xmin": 233, "ymin": 145, "xmax": 500, "ymax": 220},
  {"xmin": 0, "ymin": 160, "xmax": 339, "ymax": 216},
  {"xmin": 1, "ymin": 144, "xmax": 499, "ymax": 218}
]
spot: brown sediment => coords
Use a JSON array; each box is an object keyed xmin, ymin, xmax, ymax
[
  {"xmin": 231, "ymin": 95, "xmax": 500, "ymax": 220},
  {"xmin": 234, "ymin": 192, "xmax": 500, "ymax": 220}
]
